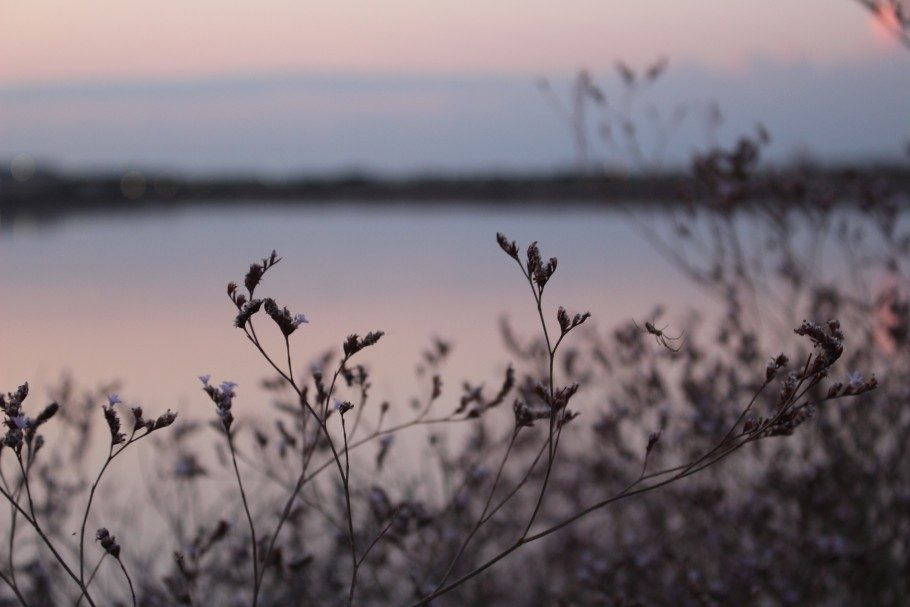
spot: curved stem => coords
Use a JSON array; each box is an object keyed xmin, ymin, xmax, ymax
[
  {"xmin": 413, "ymin": 436, "xmax": 753, "ymax": 606},
  {"xmin": 434, "ymin": 430, "xmax": 518, "ymax": 590},
  {"xmin": 79, "ymin": 442, "xmax": 114, "ymax": 586},
  {"xmin": 0, "ymin": 484, "xmax": 96, "ymax": 606},
  {"xmin": 356, "ymin": 512, "xmax": 398, "ymax": 569},
  {"xmin": 411, "ymin": 369, "xmax": 800, "ymax": 606},
  {"xmin": 116, "ymin": 558, "xmax": 137, "ymax": 607},
  {"xmin": 512, "ymin": 257, "xmax": 559, "ymax": 538},
  {"xmin": 226, "ymin": 432, "xmax": 259, "ymax": 607},
  {"xmin": 0, "ymin": 568, "xmax": 29, "ymax": 607},
  {"xmin": 75, "ymin": 554, "xmax": 106, "ymax": 607},
  {"xmin": 342, "ymin": 413, "xmax": 358, "ymax": 606}
]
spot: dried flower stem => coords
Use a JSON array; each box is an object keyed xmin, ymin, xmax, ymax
[
  {"xmin": 225, "ymin": 430, "xmax": 259, "ymax": 607},
  {"xmin": 116, "ymin": 556, "xmax": 137, "ymax": 607},
  {"xmin": 479, "ymin": 439, "xmax": 548, "ymax": 525},
  {"xmin": 75, "ymin": 554, "xmax": 106, "ymax": 607},
  {"xmin": 0, "ymin": 569, "xmax": 28, "ymax": 607},
  {"xmin": 434, "ymin": 429, "xmax": 519, "ymax": 590},
  {"xmin": 0, "ymin": 483, "xmax": 95, "ymax": 606},
  {"xmin": 14, "ymin": 457, "xmax": 36, "ymax": 522},
  {"xmin": 413, "ymin": 367, "xmax": 853, "ymax": 606},
  {"xmin": 78, "ymin": 428, "xmax": 150, "ymax": 590},
  {"xmin": 242, "ymin": 321, "xmax": 359, "ymax": 605},
  {"xmin": 240, "ymin": 413, "xmax": 464, "ymax": 507},
  {"xmin": 414, "ymin": 434, "xmax": 752, "ymax": 605},
  {"xmin": 1, "ymin": 461, "xmax": 26, "ymax": 596},
  {"xmin": 509, "ymin": 254, "xmax": 567, "ymax": 539},
  {"xmin": 356, "ymin": 509, "xmax": 400, "ymax": 569},
  {"xmin": 341, "ymin": 412, "xmax": 359, "ymax": 606}
]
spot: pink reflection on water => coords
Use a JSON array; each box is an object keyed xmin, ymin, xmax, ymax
[{"xmin": 0, "ymin": 207, "xmax": 704, "ymax": 418}]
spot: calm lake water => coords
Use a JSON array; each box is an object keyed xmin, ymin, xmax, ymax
[{"xmin": 0, "ymin": 204, "xmax": 706, "ymax": 419}]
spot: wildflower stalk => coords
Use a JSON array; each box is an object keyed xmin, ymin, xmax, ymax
[
  {"xmin": 412, "ymin": 337, "xmax": 864, "ymax": 607},
  {"xmin": 239, "ymin": 318, "xmax": 362, "ymax": 605},
  {"xmin": 15, "ymin": 456, "xmax": 36, "ymax": 522},
  {"xmin": 284, "ymin": 335, "xmax": 295, "ymax": 386},
  {"xmin": 413, "ymin": 428, "xmax": 759, "ymax": 605},
  {"xmin": 0, "ymin": 569, "xmax": 28, "ymax": 607},
  {"xmin": 356, "ymin": 512, "xmax": 399, "ymax": 568},
  {"xmin": 1, "ymin": 460, "xmax": 24, "ymax": 592},
  {"xmin": 75, "ymin": 554, "xmax": 106, "ymax": 607},
  {"xmin": 433, "ymin": 428, "xmax": 519, "ymax": 590},
  {"xmin": 1, "ymin": 456, "xmax": 33, "ymax": 605},
  {"xmin": 341, "ymin": 412, "xmax": 359, "ymax": 606},
  {"xmin": 225, "ymin": 430, "xmax": 259, "ymax": 607},
  {"xmin": 237, "ymin": 412, "xmax": 466, "ymax": 507},
  {"xmin": 73, "ymin": 398, "xmax": 175, "ymax": 606},
  {"xmin": 78, "ymin": 427, "xmax": 153, "ymax": 589},
  {"xmin": 0, "ymin": 483, "xmax": 96, "ymax": 606},
  {"xmin": 116, "ymin": 557, "xmax": 137, "ymax": 607},
  {"xmin": 478, "ymin": 438, "xmax": 548, "ymax": 525},
  {"xmin": 78, "ymin": 441, "xmax": 115, "ymax": 586},
  {"xmin": 505, "ymin": 247, "xmax": 570, "ymax": 539}
]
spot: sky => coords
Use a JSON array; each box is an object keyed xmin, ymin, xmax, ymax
[{"xmin": 1, "ymin": 0, "xmax": 908, "ymax": 173}]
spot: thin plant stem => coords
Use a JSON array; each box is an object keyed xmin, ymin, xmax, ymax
[
  {"xmin": 226, "ymin": 432, "xmax": 259, "ymax": 607},
  {"xmin": 77, "ymin": 428, "xmax": 149, "ymax": 589},
  {"xmin": 411, "ymin": 363, "xmax": 844, "ymax": 607},
  {"xmin": 75, "ymin": 554, "xmax": 106, "ymax": 607},
  {"xmin": 342, "ymin": 412, "xmax": 359, "ymax": 606},
  {"xmin": 356, "ymin": 511, "xmax": 399, "ymax": 568},
  {"xmin": 79, "ymin": 442, "xmax": 115, "ymax": 585},
  {"xmin": 434, "ymin": 429, "xmax": 518, "ymax": 590},
  {"xmin": 116, "ymin": 558, "xmax": 137, "ymax": 607},
  {"xmin": 0, "ymin": 484, "xmax": 96, "ymax": 606},
  {"xmin": 0, "ymin": 568, "xmax": 29, "ymax": 607},
  {"xmin": 241, "ymin": 315, "xmax": 378, "ymax": 606},
  {"xmin": 412, "ymin": 434, "xmax": 754, "ymax": 606}
]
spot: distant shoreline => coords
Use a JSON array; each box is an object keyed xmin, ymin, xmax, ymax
[{"xmin": 2, "ymin": 166, "xmax": 909, "ymax": 223}]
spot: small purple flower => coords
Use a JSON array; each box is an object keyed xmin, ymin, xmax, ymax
[
  {"xmin": 11, "ymin": 415, "xmax": 29, "ymax": 429},
  {"xmin": 334, "ymin": 400, "xmax": 354, "ymax": 415},
  {"xmin": 198, "ymin": 374, "xmax": 211, "ymax": 387},
  {"xmin": 107, "ymin": 394, "xmax": 122, "ymax": 407},
  {"xmin": 293, "ymin": 313, "xmax": 309, "ymax": 327},
  {"xmin": 219, "ymin": 381, "xmax": 238, "ymax": 396},
  {"xmin": 847, "ymin": 372, "xmax": 864, "ymax": 389}
]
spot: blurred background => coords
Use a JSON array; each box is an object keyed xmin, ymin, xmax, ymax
[{"xmin": 2, "ymin": 0, "xmax": 909, "ymax": 173}]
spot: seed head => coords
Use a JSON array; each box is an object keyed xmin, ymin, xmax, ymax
[{"xmin": 96, "ymin": 528, "xmax": 121, "ymax": 559}]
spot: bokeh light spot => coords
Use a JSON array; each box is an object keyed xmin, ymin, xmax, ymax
[
  {"xmin": 120, "ymin": 171, "xmax": 147, "ymax": 199},
  {"xmin": 10, "ymin": 154, "xmax": 36, "ymax": 182}
]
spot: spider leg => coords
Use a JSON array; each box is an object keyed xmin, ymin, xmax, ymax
[
  {"xmin": 633, "ymin": 318, "xmax": 646, "ymax": 333},
  {"xmin": 663, "ymin": 330, "xmax": 684, "ymax": 342},
  {"xmin": 659, "ymin": 336, "xmax": 682, "ymax": 353}
]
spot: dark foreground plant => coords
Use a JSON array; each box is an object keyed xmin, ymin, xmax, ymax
[
  {"xmin": 0, "ymin": 385, "xmax": 176, "ymax": 605},
  {"xmin": 538, "ymin": 52, "xmax": 909, "ymax": 600},
  {"xmin": 168, "ymin": 238, "xmax": 873, "ymax": 606},
  {"xmin": 0, "ymin": 226, "xmax": 890, "ymax": 605}
]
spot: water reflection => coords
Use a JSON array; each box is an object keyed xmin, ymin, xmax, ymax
[{"xmin": 0, "ymin": 204, "xmax": 704, "ymax": 417}]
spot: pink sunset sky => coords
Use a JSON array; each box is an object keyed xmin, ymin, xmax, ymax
[
  {"xmin": 0, "ymin": 1, "xmax": 907, "ymax": 172},
  {"xmin": 0, "ymin": 0, "xmax": 898, "ymax": 84}
]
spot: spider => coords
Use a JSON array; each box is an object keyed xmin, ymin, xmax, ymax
[{"xmin": 634, "ymin": 320, "xmax": 685, "ymax": 353}]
